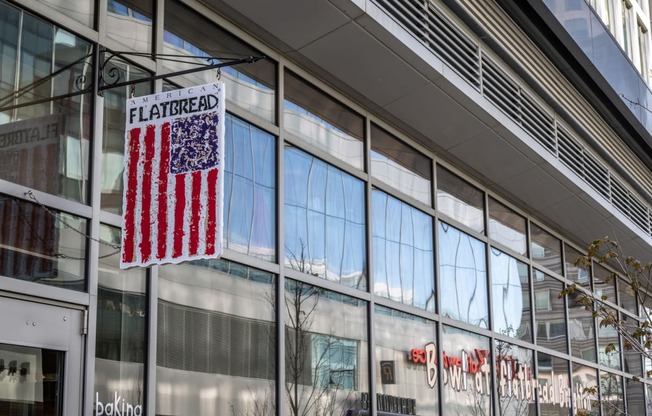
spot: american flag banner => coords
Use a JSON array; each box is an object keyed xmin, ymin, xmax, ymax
[{"xmin": 121, "ymin": 83, "xmax": 225, "ymax": 268}]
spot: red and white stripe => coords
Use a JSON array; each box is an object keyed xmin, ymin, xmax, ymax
[{"xmin": 121, "ymin": 121, "xmax": 221, "ymax": 268}]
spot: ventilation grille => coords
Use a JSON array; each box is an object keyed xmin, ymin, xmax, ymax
[
  {"xmin": 372, "ymin": 0, "xmax": 652, "ymax": 235},
  {"xmin": 374, "ymin": 0, "xmax": 480, "ymax": 86}
]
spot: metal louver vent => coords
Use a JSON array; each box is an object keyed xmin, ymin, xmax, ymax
[
  {"xmin": 372, "ymin": 0, "xmax": 652, "ymax": 236},
  {"xmin": 374, "ymin": 0, "xmax": 480, "ymax": 86},
  {"xmin": 557, "ymin": 126, "xmax": 609, "ymax": 199},
  {"xmin": 520, "ymin": 92, "xmax": 555, "ymax": 152},
  {"xmin": 481, "ymin": 55, "xmax": 519, "ymax": 120}
]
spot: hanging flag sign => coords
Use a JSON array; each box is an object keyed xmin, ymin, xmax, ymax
[{"xmin": 121, "ymin": 82, "xmax": 225, "ymax": 269}]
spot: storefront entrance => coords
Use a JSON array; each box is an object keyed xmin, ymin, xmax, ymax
[{"xmin": 0, "ymin": 296, "xmax": 84, "ymax": 416}]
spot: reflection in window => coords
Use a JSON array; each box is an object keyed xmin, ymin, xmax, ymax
[
  {"xmin": 439, "ymin": 222, "xmax": 488, "ymax": 328},
  {"xmin": 564, "ymin": 244, "xmax": 589, "ymax": 286},
  {"xmin": 594, "ymin": 263, "xmax": 616, "ymax": 305},
  {"xmin": 617, "ymin": 278, "xmax": 637, "ymax": 313},
  {"xmin": 568, "ymin": 285, "xmax": 595, "ymax": 361},
  {"xmin": 284, "ymin": 70, "xmax": 364, "ymax": 169},
  {"xmin": 285, "ymin": 147, "xmax": 366, "ymax": 289},
  {"xmin": 374, "ymin": 305, "xmax": 438, "ymax": 415},
  {"xmin": 488, "ymin": 197, "xmax": 527, "ymax": 255},
  {"xmin": 436, "ymin": 166, "xmax": 484, "ymax": 233},
  {"xmin": 224, "ymin": 115, "xmax": 276, "ymax": 261},
  {"xmin": 441, "ymin": 326, "xmax": 491, "ymax": 415},
  {"xmin": 530, "ymin": 223, "xmax": 562, "ymax": 275},
  {"xmin": 157, "ymin": 259, "xmax": 276, "ymax": 416},
  {"xmin": 0, "ymin": 3, "xmax": 93, "ymax": 203},
  {"xmin": 373, "ymin": 191, "xmax": 434, "ymax": 311},
  {"xmin": 600, "ymin": 371, "xmax": 623, "ymax": 416},
  {"xmin": 101, "ymin": 61, "xmax": 151, "ymax": 214},
  {"xmin": 533, "ymin": 270, "xmax": 567, "ymax": 352},
  {"xmin": 107, "ymin": 0, "xmax": 153, "ymax": 53},
  {"xmin": 40, "ymin": 0, "xmax": 94, "ymax": 26},
  {"xmin": 163, "ymin": 0, "xmax": 276, "ymax": 121},
  {"xmin": 494, "ymin": 341, "xmax": 535, "ymax": 415},
  {"xmin": 537, "ymin": 353, "xmax": 571, "ymax": 415},
  {"xmin": 626, "ymin": 377, "xmax": 645, "ymax": 415},
  {"xmin": 371, "ymin": 124, "xmax": 431, "ymax": 205},
  {"xmin": 95, "ymin": 225, "xmax": 146, "ymax": 410},
  {"xmin": 284, "ymin": 280, "xmax": 367, "ymax": 415},
  {"xmin": 598, "ymin": 306, "xmax": 621, "ymax": 370},
  {"xmin": 490, "ymin": 249, "xmax": 531, "ymax": 341},
  {"xmin": 0, "ymin": 194, "xmax": 86, "ymax": 291},
  {"xmin": 572, "ymin": 363, "xmax": 597, "ymax": 414}
]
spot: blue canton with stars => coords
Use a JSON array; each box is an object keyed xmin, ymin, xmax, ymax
[{"xmin": 169, "ymin": 112, "xmax": 220, "ymax": 174}]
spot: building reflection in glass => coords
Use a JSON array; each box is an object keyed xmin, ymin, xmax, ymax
[
  {"xmin": 223, "ymin": 115, "xmax": 276, "ymax": 261},
  {"xmin": 439, "ymin": 222, "xmax": 488, "ymax": 328},
  {"xmin": 373, "ymin": 190, "xmax": 434, "ymax": 311},
  {"xmin": 0, "ymin": 194, "xmax": 86, "ymax": 291},
  {"xmin": 95, "ymin": 224, "xmax": 146, "ymax": 412},
  {"xmin": 488, "ymin": 197, "xmax": 527, "ymax": 256},
  {"xmin": 537, "ymin": 352, "xmax": 570, "ymax": 416},
  {"xmin": 600, "ymin": 371, "xmax": 624, "ymax": 416},
  {"xmin": 285, "ymin": 146, "xmax": 366, "ymax": 289},
  {"xmin": 495, "ymin": 341, "xmax": 536, "ymax": 415},
  {"xmin": 490, "ymin": 248, "xmax": 531, "ymax": 341},
  {"xmin": 374, "ymin": 305, "xmax": 438, "ymax": 415},
  {"xmin": 156, "ymin": 259, "xmax": 276, "ymax": 416},
  {"xmin": 436, "ymin": 166, "xmax": 484, "ymax": 233},
  {"xmin": 441, "ymin": 325, "xmax": 491, "ymax": 415},
  {"xmin": 571, "ymin": 363, "xmax": 597, "ymax": 415},
  {"xmin": 163, "ymin": 0, "xmax": 276, "ymax": 122},
  {"xmin": 533, "ymin": 270, "xmax": 567, "ymax": 353},
  {"xmin": 284, "ymin": 280, "xmax": 367, "ymax": 416}
]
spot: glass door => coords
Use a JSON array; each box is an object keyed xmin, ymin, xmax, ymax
[{"xmin": 0, "ymin": 296, "xmax": 84, "ymax": 416}]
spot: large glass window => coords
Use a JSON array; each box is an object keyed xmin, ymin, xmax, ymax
[
  {"xmin": 441, "ymin": 326, "xmax": 491, "ymax": 415},
  {"xmin": 488, "ymin": 197, "xmax": 527, "ymax": 255},
  {"xmin": 536, "ymin": 353, "xmax": 571, "ymax": 415},
  {"xmin": 224, "ymin": 115, "xmax": 276, "ymax": 261},
  {"xmin": 564, "ymin": 244, "xmax": 589, "ymax": 287},
  {"xmin": 594, "ymin": 263, "xmax": 617, "ymax": 306},
  {"xmin": 530, "ymin": 223, "xmax": 562, "ymax": 275},
  {"xmin": 41, "ymin": 0, "xmax": 93, "ymax": 27},
  {"xmin": 439, "ymin": 222, "xmax": 488, "ymax": 328},
  {"xmin": 372, "ymin": 190, "xmax": 434, "ymax": 311},
  {"xmin": 107, "ymin": 0, "xmax": 153, "ymax": 53},
  {"xmin": 284, "ymin": 70, "xmax": 364, "ymax": 169},
  {"xmin": 572, "ymin": 363, "xmax": 598, "ymax": 414},
  {"xmin": 100, "ymin": 61, "xmax": 151, "ymax": 214},
  {"xmin": 285, "ymin": 146, "xmax": 366, "ymax": 289},
  {"xmin": 618, "ymin": 278, "xmax": 637, "ymax": 314},
  {"xmin": 598, "ymin": 306, "xmax": 621, "ymax": 370},
  {"xmin": 284, "ymin": 280, "xmax": 367, "ymax": 416},
  {"xmin": 0, "ymin": 194, "xmax": 86, "ymax": 291},
  {"xmin": 533, "ymin": 270, "xmax": 567, "ymax": 352},
  {"xmin": 494, "ymin": 341, "xmax": 536, "ymax": 415},
  {"xmin": 157, "ymin": 259, "xmax": 276, "ymax": 416},
  {"xmin": 436, "ymin": 166, "xmax": 484, "ymax": 233},
  {"xmin": 600, "ymin": 371, "xmax": 624, "ymax": 415},
  {"xmin": 490, "ymin": 249, "xmax": 531, "ymax": 341},
  {"xmin": 374, "ymin": 306, "xmax": 438, "ymax": 415},
  {"xmin": 568, "ymin": 288, "xmax": 596, "ymax": 361},
  {"xmin": 163, "ymin": 0, "xmax": 276, "ymax": 122},
  {"xmin": 370, "ymin": 124, "xmax": 431, "ymax": 205},
  {"xmin": 95, "ymin": 225, "xmax": 146, "ymax": 414},
  {"xmin": 0, "ymin": 3, "xmax": 93, "ymax": 203}
]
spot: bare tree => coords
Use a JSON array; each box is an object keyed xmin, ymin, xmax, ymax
[{"xmin": 560, "ymin": 237, "xmax": 652, "ymax": 416}]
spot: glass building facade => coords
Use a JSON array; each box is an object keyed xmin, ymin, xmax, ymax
[{"xmin": 1, "ymin": 0, "xmax": 652, "ymax": 415}]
